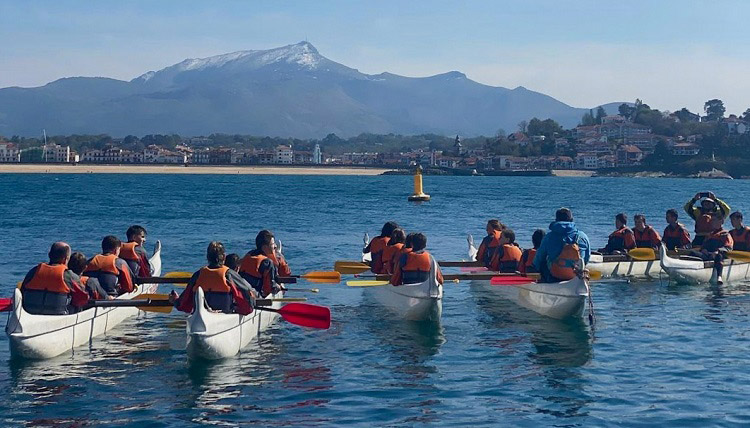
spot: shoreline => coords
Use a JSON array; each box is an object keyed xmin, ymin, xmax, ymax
[{"xmin": 0, "ymin": 164, "xmax": 395, "ymax": 175}]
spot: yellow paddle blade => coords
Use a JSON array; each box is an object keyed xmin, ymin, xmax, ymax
[
  {"xmin": 588, "ymin": 269, "xmax": 602, "ymax": 280},
  {"xmin": 164, "ymin": 271, "xmax": 192, "ymax": 279},
  {"xmin": 335, "ymin": 264, "xmax": 372, "ymax": 275},
  {"xmin": 727, "ymin": 250, "xmax": 750, "ymax": 263},
  {"xmin": 334, "ymin": 260, "xmax": 368, "ymax": 269},
  {"xmin": 16, "ymin": 281, "xmax": 22, "ymax": 289},
  {"xmin": 628, "ymin": 248, "xmax": 656, "ymax": 261},
  {"xmin": 346, "ymin": 280, "xmax": 390, "ymax": 287},
  {"xmin": 301, "ymin": 271, "xmax": 341, "ymax": 282},
  {"xmin": 135, "ymin": 293, "xmax": 173, "ymax": 313}
]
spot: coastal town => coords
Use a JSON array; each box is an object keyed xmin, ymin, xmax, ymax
[{"xmin": 1, "ymin": 103, "xmax": 748, "ymax": 175}]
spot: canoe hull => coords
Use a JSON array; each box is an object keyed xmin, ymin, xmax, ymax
[
  {"xmin": 6, "ymin": 241, "xmax": 162, "ymax": 359},
  {"xmin": 587, "ymin": 258, "xmax": 662, "ymax": 279},
  {"xmin": 366, "ymin": 283, "xmax": 442, "ymax": 322},
  {"xmin": 186, "ymin": 288, "xmax": 283, "ymax": 360},
  {"xmin": 659, "ymin": 245, "xmax": 750, "ymax": 284},
  {"xmin": 472, "ymin": 276, "xmax": 588, "ymax": 320}
]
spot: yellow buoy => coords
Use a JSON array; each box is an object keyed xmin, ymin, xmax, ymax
[{"xmin": 408, "ymin": 165, "xmax": 430, "ymax": 201}]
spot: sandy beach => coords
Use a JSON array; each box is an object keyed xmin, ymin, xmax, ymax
[{"xmin": 0, "ymin": 164, "xmax": 395, "ymax": 175}]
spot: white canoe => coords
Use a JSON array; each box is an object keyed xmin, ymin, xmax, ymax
[
  {"xmin": 470, "ymin": 276, "xmax": 589, "ymax": 320},
  {"xmin": 659, "ymin": 245, "xmax": 750, "ymax": 284},
  {"xmin": 186, "ymin": 287, "xmax": 283, "ymax": 360},
  {"xmin": 364, "ymin": 256, "xmax": 442, "ymax": 322},
  {"xmin": 587, "ymin": 253, "xmax": 663, "ymax": 279},
  {"xmin": 6, "ymin": 240, "xmax": 162, "ymax": 359}
]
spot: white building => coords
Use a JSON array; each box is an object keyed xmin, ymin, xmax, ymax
[
  {"xmin": 313, "ymin": 144, "xmax": 322, "ymax": 164},
  {"xmin": 275, "ymin": 145, "xmax": 293, "ymax": 164},
  {"xmin": 0, "ymin": 142, "xmax": 20, "ymax": 162},
  {"xmin": 43, "ymin": 144, "xmax": 71, "ymax": 163}
]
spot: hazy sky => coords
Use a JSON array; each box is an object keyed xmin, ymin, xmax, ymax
[{"xmin": 2, "ymin": 1, "xmax": 748, "ymax": 114}]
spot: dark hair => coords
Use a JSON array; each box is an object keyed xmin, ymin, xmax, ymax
[
  {"xmin": 404, "ymin": 233, "xmax": 416, "ymax": 249},
  {"xmin": 255, "ymin": 230, "xmax": 274, "ymax": 250},
  {"xmin": 730, "ymin": 211, "xmax": 743, "ymax": 220},
  {"xmin": 487, "ymin": 219, "xmax": 504, "ymax": 231},
  {"xmin": 48, "ymin": 242, "xmax": 71, "ymax": 264},
  {"xmin": 224, "ymin": 253, "xmax": 240, "ymax": 270},
  {"xmin": 390, "ymin": 228, "xmax": 406, "ymax": 245},
  {"xmin": 411, "ymin": 233, "xmax": 427, "ymax": 251},
  {"xmin": 615, "ymin": 213, "xmax": 628, "ymax": 225},
  {"xmin": 207, "ymin": 241, "xmax": 226, "ymax": 265},
  {"xmin": 666, "ymin": 209, "xmax": 678, "ymax": 219},
  {"xmin": 555, "ymin": 208, "xmax": 573, "ymax": 222},
  {"xmin": 502, "ymin": 228, "xmax": 516, "ymax": 243},
  {"xmin": 102, "ymin": 235, "xmax": 121, "ymax": 253},
  {"xmin": 126, "ymin": 225, "xmax": 147, "ymax": 240},
  {"xmin": 634, "ymin": 214, "xmax": 646, "ymax": 223},
  {"xmin": 68, "ymin": 251, "xmax": 88, "ymax": 275},
  {"xmin": 532, "ymin": 229, "xmax": 545, "ymax": 249},
  {"xmin": 380, "ymin": 221, "xmax": 399, "ymax": 238}
]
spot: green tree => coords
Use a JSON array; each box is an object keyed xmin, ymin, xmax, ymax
[
  {"xmin": 704, "ymin": 99, "xmax": 726, "ymax": 121},
  {"xmin": 742, "ymin": 108, "xmax": 750, "ymax": 121},
  {"xmin": 527, "ymin": 118, "xmax": 563, "ymax": 139},
  {"xmin": 595, "ymin": 106, "xmax": 607, "ymax": 124},
  {"xmin": 675, "ymin": 108, "xmax": 700, "ymax": 123},
  {"xmin": 517, "ymin": 120, "xmax": 528, "ymax": 133},
  {"xmin": 580, "ymin": 111, "xmax": 595, "ymax": 126},
  {"xmin": 618, "ymin": 103, "xmax": 636, "ymax": 120}
]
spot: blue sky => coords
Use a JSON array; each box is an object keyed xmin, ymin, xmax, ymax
[{"xmin": 1, "ymin": 0, "xmax": 748, "ymax": 113}]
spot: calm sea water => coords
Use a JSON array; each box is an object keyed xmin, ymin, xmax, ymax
[{"xmin": 1, "ymin": 174, "xmax": 750, "ymax": 426}]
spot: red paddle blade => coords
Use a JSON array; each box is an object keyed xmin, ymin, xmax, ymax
[
  {"xmin": 0, "ymin": 298, "xmax": 13, "ymax": 312},
  {"xmin": 277, "ymin": 303, "xmax": 331, "ymax": 329},
  {"xmin": 490, "ymin": 276, "xmax": 536, "ymax": 286}
]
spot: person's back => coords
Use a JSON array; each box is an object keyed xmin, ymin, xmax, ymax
[
  {"xmin": 68, "ymin": 251, "xmax": 110, "ymax": 300},
  {"xmin": 489, "ymin": 229, "xmax": 522, "ymax": 273},
  {"xmin": 390, "ymin": 233, "xmax": 444, "ymax": 286},
  {"xmin": 84, "ymin": 235, "xmax": 135, "ymax": 296},
  {"xmin": 533, "ymin": 208, "xmax": 590, "ymax": 283},
  {"xmin": 364, "ymin": 221, "xmax": 398, "ymax": 273},
  {"xmin": 21, "ymin": 242, "xmax": 89, "ymax": 315},
  {"xmin": 477, "ymin": 219, "xmax": 503, "ymax": 268},
  {"xmin": 519, "ymin": 229, "xmax": 545, "ymax": 275},
  {"xmin": 382, "ymin": 228, "xmax": 406, "ymax": 274},
  {"xmin": 239, "ymin": 230, "xmax": 281, "ymax": 297}
]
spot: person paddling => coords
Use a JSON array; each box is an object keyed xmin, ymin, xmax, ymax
[
  {"xmin": 20, "ymin": 242, "xmax": 89, "ymax": 315},
  {"xmin": 489, "ymin": 229, "xmax": 522, "ymax": 273},
  {"xmin": 172, "ymin": 241, "xmax": 256, "ymax": 314},
  {"xmin": 381, "ymin": 228, "xmax": 406, "ymax": 274},
  {"xmin": 239, "ymin": 230, "xmax": 283, "ymax": 297},
  {"xmin": 390, "ymin": 233, "xmax": 444, "ymax": 286},
  {"xmin": 83, "ymin": 236, "xmax": 135, "ymax": 296},
  {"xmin": 663, "ymin": 209, "xmax": 692, "ymax": 250},
  {"xmin": 363, "ymin": 221, "xmax": 399, "ymax": 274},
  {"xmin": 119, "ymin": 225, "xmax": 151, "ymax": 277},
  {"xmin": 476, "ymin": 219, "xmax": 504, "ymax": 269},
  {"xmin": 519, "ymin": 229, "xmax": 545, "ymax": 275},
  {"xmin": 600, "ymin": 213, "xmax": 636, "ymax": 255},
  {"xmin": 729, "ymin": 212, "xmax": 750, "ymax": 252},
  {"xmin": 690, "ymin": 214, "xmax": 733, "ymax": 284},
  {"xmin": 685, "ymin": 192, "xmax": 730, "ymax": 247},
  {"xmin": 68, "ymin": 251, "xmax": 110, "ymax": 300},
  {"xmin": 633, "ymin": 214, "xmax": 662, "ymax": 250},
  {"xmin": 533, "ymin": 208, "xmax": 591, "ymax": 283}
]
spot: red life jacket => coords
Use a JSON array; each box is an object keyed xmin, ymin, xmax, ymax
[
  {"xmin": 695, "ymin": 213, "xmax": 713, "ymax": 236},
  {"xmin": 477, "ymin": 231, "xmax": 501, "ymax": 268},
  {"xmin": 607, "ymin": 227, "xmax": 634, "ymax": 252},
  {"xmin": 369, "ymin": 236, "xmax": 390, "ymax": 274},
  {"xmin": 519, "ymin": 248, "xmax": 537, "ymax": 274},
  {"xmin": 702, "ymin": 229, "xmax": 733, "ymax": 253},
  {"xmin": 490, "ymin": 244, "xmax": 522, "ymax": 272},
  {"xmin": 663, "ymin": 223, "xmax": 690, "ymax": 250},
  {"xmin": 398, "ymin": 251, "xmax": 432, "ymax": 284},
  {"xmin": 549, "ymin": 235, "xmax": 580, "ymax": 280},
  {"xmin": 633, "ymin": 226, "xmax": 660, "ymax": 248},
  {"xmin": 381, "ymin": 243, "xmax": 405, "ymax": 274},
  {"xmin": 239, "ymin": 253, "xmax": 273, "ymax": 296},
  {"xmin": 730, "ymin": 227, "xmax": 750, "ymax": 252}
]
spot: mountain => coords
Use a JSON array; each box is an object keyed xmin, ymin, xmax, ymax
[{"xmin": 0, "ymin": 42, "xmax": 623, "ymax": 138}]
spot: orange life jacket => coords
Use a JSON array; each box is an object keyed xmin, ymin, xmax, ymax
[
  {"xmin": 382, "ymin": 243, "xmax": 404, "ymax": 274},
  {"xmin": 519, "ymin": 248, "xmax": 537, "ymax": 273},
  {"xmin": 194, "ymin": 266, "xmax": 231, "ymax": 293},
  {"xmin": 478, "ymin": 231, "xmax": 501, "ymax": 268},
  {"xmin": 695, "ymin": 213, "xmax": 713, "ymax": 236},
  {"xmin": 24, "ymin": 263, "xmax": 70, "ymax": 293},
  {"xmin": 702, "ymin": 229, "xmax": 733, "ymax": 253},
  {"xmin": 239, "ymin": 253, "xmax": 273, "ymax": 296},
  {"xmin": 607, "ymin": 227, "xmax": 634, "ymax": 252},
  {"xmin": 119, "ymin": 242, "xmax": 139, "ymax": 261},
  {"xmin": 730, "ymin": 227, "xmax": 750, "ymax": 252},
  {"xmin": 490, "ymin": 244, "xmax": 522, "ymax": 272},
  {"xmin": 663, "ymin": 223, "xmax": 690, "ymax": 250},
  {"xmin": 84, "ymin": 254, "xmax": 120, "ymax": 275},
  {"xmin": 398, "ymin": 251, "xmax": 432, "ymax": 284},
  {"xmin": 549, "ymin": 235, "xmax": 580, "ymax": 280},
  {"xmin": 633, "ymin": 226, "xmax": 660, "ymax": 248},
  {"xmin": 369, "ymin": 236, "xmax": 390, "ymax": 273}
]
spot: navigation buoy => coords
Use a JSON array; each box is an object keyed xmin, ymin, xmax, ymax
[{"xmin": 408, "ymin": 165, "xmax": 430, "ymax": 201}]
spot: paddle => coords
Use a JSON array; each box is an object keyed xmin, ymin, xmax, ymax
[
  {"xmin": 334, "ymin": 260, "xmax": 483, "ymax": 274},
  {"xmin": 137, "ymin": 275, "xmax": 297, "ymax": 285},
  {"xmin": 281, "ymin": 287, "xmax": 320, "ymax": 293},
  {"xmin": 727, "ymin": 250, "xmax": 750, "ymax": 263},
  {"xmin": 490, "ymin": 276, "xmax": 537, "ymax": 285},
  {"xmin": 260, "ymin": 303, "xmax": 331, "ymax": 329},
  {"xmin": 0, "ymin": 298, "xmax": 12, "ymax": 312},
  {"xmin": 628, "ymin": 248, "xmax": 657, "ymax": 261}
]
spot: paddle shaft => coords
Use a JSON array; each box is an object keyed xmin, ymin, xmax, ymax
[
  {"xmin": 135, "ymin": 276, "xmax": 297, "ymax": 284},
  {"xmin": 87, "ymin": 297, "xmax": 305, "ymax": 308},
  {"xmin": 356, "ymin": 272, "xmax": 538, "ymax": 281}
]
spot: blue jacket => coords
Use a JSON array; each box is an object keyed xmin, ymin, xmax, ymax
[{"xmin": 533, "ymin": 221, "xmax": 590, "ymax": 271}]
